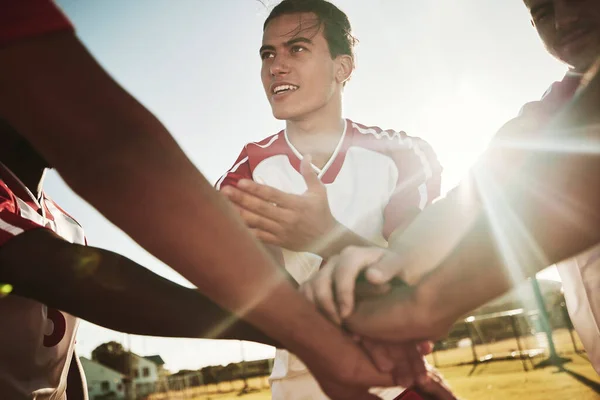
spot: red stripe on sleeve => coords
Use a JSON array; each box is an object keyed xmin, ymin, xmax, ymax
[{"xmin": 215, "ymin": 147, "xmax": 252, "ymax": 190}]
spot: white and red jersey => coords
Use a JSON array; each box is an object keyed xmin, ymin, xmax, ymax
[
  {"xmin": 0, "ymin": 163, "xmax": 85, "ymax": 400},
  {"xmin": 217, "ymin": 119, "xmax": 442, "ymax": 394}
]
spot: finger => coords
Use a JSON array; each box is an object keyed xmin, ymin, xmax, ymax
[
  {"xmin": 334, "ymin": 247, "xmax": 387, "ymax": 319},
  {"xmin": 406, "ymin": 346, "xmax": 427, "ymax": 383},
  {"xmin": 299, "ymin": 282, "xmax": 316, "ymax": 304},
  {"xmin": 417, "ymin": 370, "xmax": 457, "ymax": 400},
  {"xmin": 355, "ymin": 282, "xmax": 391, "ymax": 300},
  {"xmin": 361, "ymin": 339, "xmax": 395, "ymax": 373},
  {"xmin": 312, "ymin": 258, "xmax": 342, "ymax": 324},
  {"xmin": 237, "ymin": 207, "xmax": 281, "ymax": 233},
  {"xmin": 236, "ymin": 178, "xmax": 295, "ymax": 208},
  {"xmin": 365, "ymin": 252, "xmax": 408, "ymax": 285},
  {"xmin": 249, "ymin": 228, "xmax": 281, "ymax": 246},
  {"xmin": 389, "ymin": 346, "xmax": 414, "ymax": 388},
  {"xmin": 222, "ymin": 185, "xmax": 288, "ymax": 221},
  {"xmin": 385, "ymin": 343, "xmax": 426, "ymax": 387},
  {"xmin": 300, "ymin": 155, "xmax": 324, "ymax": 193},
  {"xmin": 418, "ymin": 341, "xmax": 434, "ymax": 356}
]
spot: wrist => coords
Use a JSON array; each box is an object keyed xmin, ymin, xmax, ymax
[
  {"xmin": 312, "ymin": 219, "xmax": 344, "ymax": 259},
  {"xmin": 248, "ymin": 279, "xmax": 349, "ymax": 361}
]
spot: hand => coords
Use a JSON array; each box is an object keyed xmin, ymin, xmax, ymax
[
  {"xmin": 221, "ymin": 156, "xmax": 338, "ymax": 255},
  {"xmin": 300, "ymin": 246, "xmax": 404, "ymax": 324},
  {"xmin": 414, "ymin": 367, "xmax": 459, "ymax": 400},
  {"xmin": 359, "ymin": 337, "xmax": 432, "ymax": 388},
  {"xmin": 301, "ymin": 270, "xmax": 431, "ymax": 389},
  {"xmin": 303, "ymin": 335, "xmax": 397, "ymax": 400},
  {"xmin": 345, "ymin": 284, "xmax": 455, "ymax": 343}
]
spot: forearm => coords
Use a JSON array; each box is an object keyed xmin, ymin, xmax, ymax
[
  {"xmin": 412, "ymin": 216, "xmax": 513, "ymax": 330},
  {"xmin": 0, "ymin": 231, "xmax": 280, "ymax": 345},
  {"xmin": 0, "ymin": 32, "xmax": 347, "ymax": 360},
  {"xmin": 387, "ymin": 192, "xmax": 481, "ymax": 285},
  {"xmin": 411, "ymin": 73, "xmax": 600, "ymax": 324}
]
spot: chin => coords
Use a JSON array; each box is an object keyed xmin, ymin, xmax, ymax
[
  {"xmin": 271, "ymin": 107, "xmax": 300, "ymax": 121},
  {"xmin": 560, "ymin": 47, "xmax": 600, "ymax": 73}
]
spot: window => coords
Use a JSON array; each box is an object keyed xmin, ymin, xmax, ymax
[
  {"xmin": 143, "ymin": 367, "xmax": 150, "ymax": 377},
  {"xmin": 117, "ymin": 383, "xmax": 123, "ymax": 391},
  {"xmin": 101, "ymin": 381, "xmax": 110, "ymax": 391},
  {"xmin": 134, "ymin": 369, "xmax": 139, "ymax": 378}
]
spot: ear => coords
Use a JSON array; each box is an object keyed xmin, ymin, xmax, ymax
[{"xmin": 335, "ymin": 54, "xmax": 354, "ymax": 85}]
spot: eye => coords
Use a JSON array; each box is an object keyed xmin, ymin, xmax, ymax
[
  {"xmin": 532, "ymin": 5, "xmax": 553, "ymax": 24},
  {"xmin": 291, "ymin": 45, "xmax": 307, "ymax": 54},
  {"xmin": 261, "ymin": 51, "xmax": 275, "ymax": 61}
]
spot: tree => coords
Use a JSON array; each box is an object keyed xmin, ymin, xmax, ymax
[{"xmin": 91, "ymin": 341, "xmax": 137, "ymax": 377}]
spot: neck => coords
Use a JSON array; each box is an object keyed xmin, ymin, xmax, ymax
[
  {"xmin": 285, "ymin": 95, "xmax": 345, "ymax": 169},
  {"xmin": 0, "ymin": 157, "xmax": 46, "ymax": 198}
]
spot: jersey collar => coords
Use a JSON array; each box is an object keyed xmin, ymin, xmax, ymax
[{"xmin": 283, "ymin": 119, "xmax": 352, "ymax": 184}]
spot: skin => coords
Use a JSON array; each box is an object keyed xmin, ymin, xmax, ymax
[{"xmin": 0, "ymin": 28, "xmax": 393, "ymax": 399}]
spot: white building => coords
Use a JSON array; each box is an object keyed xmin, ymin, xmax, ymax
[
  {"xmin": 80, "ymin": 357, "xmax": 126, "ymax": 400},
  {"xmin": 130, "ymin": 353, "xmax": 162, "ymax": 398}
]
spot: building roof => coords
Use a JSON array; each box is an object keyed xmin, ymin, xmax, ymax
[
  {"xmin": 143, "ymin": 355, "xmax": 165, "ymax": 366},
  {"xmin": 79, "ymin": 357, "xmax": 126, "ymax": 377}
]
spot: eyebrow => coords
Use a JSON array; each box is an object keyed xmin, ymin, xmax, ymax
[
  {"xmin": 529, "ymin": 1, "xmax": 551, "ymax": 16},
  {"xmin": 259, "ymin": 36, "xmax": 314, "ymax": 55}
]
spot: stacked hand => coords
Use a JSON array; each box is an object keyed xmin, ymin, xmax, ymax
[
  {"xmin": 301, "ymin": 246, "xmax": 460, "ymax": 399},
  {"xmin": 220, "ymin": 157, "xmax": 458, "ymax": 398},
  {"xmin": 303, "ymin": 246, "xmax": 457, "ymax": 342}
]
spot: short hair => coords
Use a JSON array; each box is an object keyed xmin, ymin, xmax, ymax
[{"xmin": 263, "ymin": 0, "xmax": 357, "ymax": 61}]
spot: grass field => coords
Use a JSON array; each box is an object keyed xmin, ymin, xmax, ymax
[{"xmin": 149, "ymin": 329, "xmax": 600, "ymax": 400}]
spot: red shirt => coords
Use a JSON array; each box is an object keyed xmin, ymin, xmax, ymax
[{"xmin": 0, "ymin": 0, "xmax": 74, "ymax": 47}]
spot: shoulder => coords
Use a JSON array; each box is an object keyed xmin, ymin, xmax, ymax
[
  {"xmin": 240, "ymin": 130, "xmax": 288, "ymax": 165},
  {"xmin": 350, "ymin": 120, "xmax": 433, "ymax": 150},
  {"xmin": 243, "ymin": 131, "xmax": 284, "ymax": 154},
  {"xmin": 348, "ymin": 120, "xmax": 440, "ymax": 173}
]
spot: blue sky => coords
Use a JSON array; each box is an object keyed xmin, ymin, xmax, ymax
[{"xmin": 50, "ymin": 0, "xmax": 567, "ymax": 372}]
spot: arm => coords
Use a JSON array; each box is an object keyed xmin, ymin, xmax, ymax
[
  {"xmin": 0, "ymin": 228, "xmax": 281, "ymax": 346},
  {"xmin": 346, "ymin": 68, "xmax": 600, "ymax": 342},
  {"xmin": 0, "ymin": 23, "xmax": 339, "ymax": 362},
  {"xmin": 0, "ymin": 26, "xmax": 392, "ymax": 396}
]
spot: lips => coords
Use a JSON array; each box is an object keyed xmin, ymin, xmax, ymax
[
  {"xmin": 556, "ymin": 27, "xmax": 594, "ymax": 53},
  {"xmin": 270, "ymin": 82, "xmax": 299, "ymax": 97}
]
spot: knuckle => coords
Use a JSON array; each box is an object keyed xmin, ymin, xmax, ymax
[{"xmin": 339, "ymin": 246, "xmax": 356, "ymax": 259}]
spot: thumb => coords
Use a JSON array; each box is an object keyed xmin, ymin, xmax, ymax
[
  {"xmin": 300, "ymin": 155, "xmax": 323, "ymax": 192},
  {"xmin": 364, "ymin": 253, "xmax": 406, "ymax": 285}
]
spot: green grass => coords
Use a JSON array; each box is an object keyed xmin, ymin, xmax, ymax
[{"xmin": 149, "ymin": 329, "xmax": 600, "ymax": 399}]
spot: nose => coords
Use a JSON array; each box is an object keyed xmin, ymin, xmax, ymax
[
  {"xmin": 269, "ymin": 54, "xmax": 290, "ymax": 76},
  {"xmin": 554, "ymin": 0, "xmax": 581, "ymax": 31}
]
